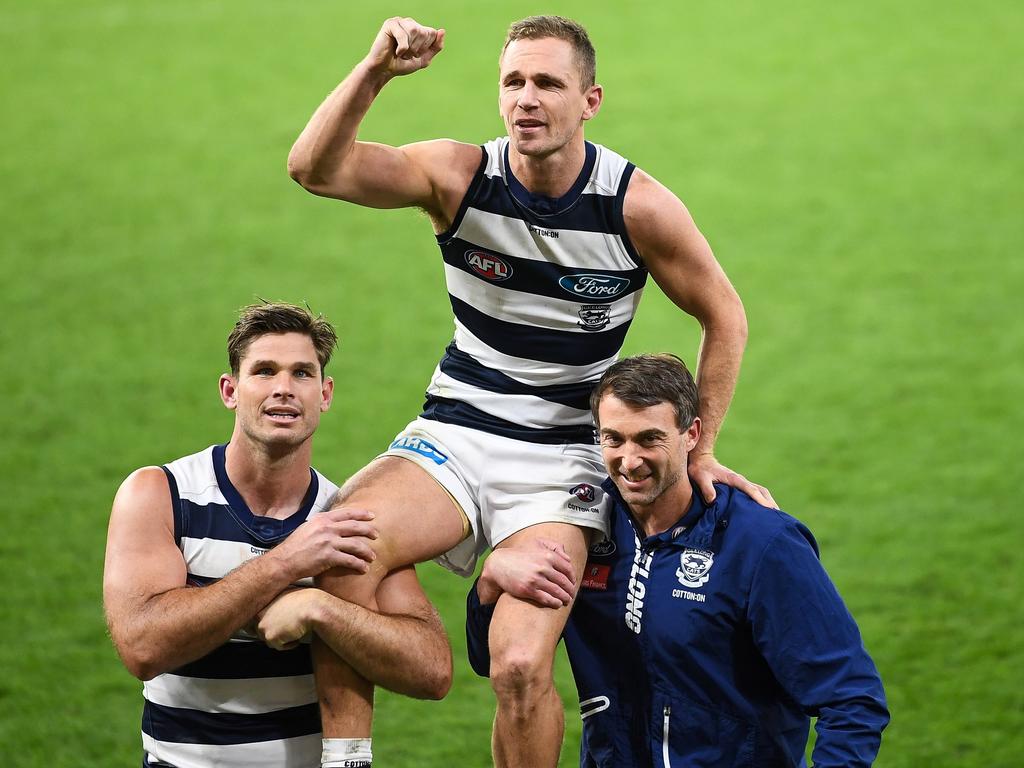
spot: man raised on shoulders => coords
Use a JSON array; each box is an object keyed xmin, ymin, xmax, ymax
[
  {"xmin": 288, "ymin": 15, "xmax": 774, "ymax": 767},
  {"xmin": 103, "ymin": 302, "xmax": 451, "ymax": 768}
]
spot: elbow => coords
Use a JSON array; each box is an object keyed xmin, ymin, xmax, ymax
[
  {"xmin": 735, "ymin": 307, "xmax": 749, "ymax": 348},
  {"xmin": 701, "ymin": 290, "xmax": 748, "ymax": 349},
  {"xmin": 113, "ymin": 635, "xmax": 167, "ymax": 681},
  {"xmin": 120, "ymin": 649, "xmax": 164, "ymax": 682},
  {"xmin": 730, "ymin": 291, "xmax": 749, "ymax": 347},
  {"xmin": 418, "ymin": 653, "xmax": 453, "ymax": 700},
  {"xmin": 287, "ymin": 151, "xmax": 315, "ymax": 190}
]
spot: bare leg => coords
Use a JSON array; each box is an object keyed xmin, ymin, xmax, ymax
[
  {"xmin": 313, "ymin": 457, "xmax": 467, "ymax": 739},
  {"xmin": 488, "ymin": 522, "xmax": 590, "ymax": 768}
]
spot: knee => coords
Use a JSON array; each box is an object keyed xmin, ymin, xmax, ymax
[{"xmin": 489, "ymin": 641, "xmax": 553, "ymax": 703}]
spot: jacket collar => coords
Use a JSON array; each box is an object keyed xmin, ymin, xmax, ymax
[{"xmin": 601, "ymin": 477, "xmax": 730, "ymax": 551}]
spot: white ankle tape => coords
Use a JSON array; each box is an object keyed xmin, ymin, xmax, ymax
[{"xmin": 322, "ymin": 737, "xmax": 372, "ymax": 767}]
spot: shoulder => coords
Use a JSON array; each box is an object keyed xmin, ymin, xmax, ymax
[
  {"xmin": 110, "ymin": 465, "xmax": 175, "ymax": 536},
  {"xmin": 115, "ymin": 466, "xmax": 171, "ymax": 503},
  {"xmin": 401, "ymin": 139, "xmax": 483, "ymax": 182},
  {"xmin": 622, "ymin": 168, "xmax": 688, "ymax": 220},
  {"xmin": 620, "ymin": 168, "xmax": 707, "ymax": 263},
  {"xmin": 716, "ymin": 485, "xmax": 817, "ymax": 552}
]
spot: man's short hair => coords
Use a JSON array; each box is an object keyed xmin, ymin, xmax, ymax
[
  {"xmin": 590, "ymin": 354, "xmax": 699, "ymax": 430},
  {"xmin": 503, "ymin": 15, "xmax": 596, "ymax": 89},
  {"xmin": 227, "ymin": 301, "xmax": 338, "ymax": 375}
]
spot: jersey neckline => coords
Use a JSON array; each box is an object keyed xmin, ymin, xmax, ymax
[
  {"xmin": 212, "ymin": 443, "xmax": 319, "ymax": 540},
  {"xmin": 503, "ymin": 140, "xmax": 597, "ymax": 217}
]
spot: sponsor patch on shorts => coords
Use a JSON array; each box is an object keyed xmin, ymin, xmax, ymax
[{"xmin": 389, "ymin": 435, "xmax": 449, "ymax": 465}]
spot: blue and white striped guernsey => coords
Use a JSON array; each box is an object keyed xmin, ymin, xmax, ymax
[
  {"xmin": 141, "ymin": 444, "xmax": 338, "ymax": 768},
  {"xmin": 426, "ymin": 138, "xmax": 648, "ymax": 445}
]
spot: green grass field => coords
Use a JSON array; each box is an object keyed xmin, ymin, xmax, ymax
[{"xmin": 2, "ymin": 0, "xmax": 1022, "ymax": 765}]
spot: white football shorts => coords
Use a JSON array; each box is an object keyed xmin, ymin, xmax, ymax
[{"xmin": 381, "ymin": 417, "xmax": 612, "ymax": 577}]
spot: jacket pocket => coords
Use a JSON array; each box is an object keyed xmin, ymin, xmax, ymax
[{"xmin": 656, "ymin": 694, "xmax": 756, "ymax": 767}]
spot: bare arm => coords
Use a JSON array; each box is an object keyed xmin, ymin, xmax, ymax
[
  {"xmin": 476, "ymin": 538, "xmax": 577, "ymax": 608},
  {"xmin": 287, "ymin": 16, "xmax": 478, "ymax": 221},
  {"xmin": 256, "ymin": 567, "xmax": 451, "ymax": 700},
  {"xmin": 625, "ymin": 171, "xmax": 776, "ymax": 508},
  {"xmin": 102, "ymin": 467, "xmax": 378, "ymax": 680}
]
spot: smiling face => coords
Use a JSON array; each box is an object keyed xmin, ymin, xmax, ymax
[
  {"xmin": 598, "ymin": 395, "xmax": 700, "ymax": 512},
  {"xmin": 499, "ymin": 37, "xmax": 602, "ymax": 159},
  {"xmin": 219, "ymin": 332, "xmax": 333, "ymax": 453}
]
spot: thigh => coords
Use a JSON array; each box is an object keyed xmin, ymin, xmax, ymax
[{"xmin": 334, "ymin": 455, "xmax": 468, "ymax": 570}]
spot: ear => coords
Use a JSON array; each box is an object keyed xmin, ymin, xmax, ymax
[
  {"xmin": 683, "ymin": 417, "xmax": 701, "ymax": 453},
  {"xmin": 219, "ymin": 374, "xmax": 238, "ymax": 410},
  {"xmin": 582, "ymin": 83, "xmax": 603, "ymax": 121},
  {"xmin": 320, "ymin": 376, "xmax": 335, "ymax": 413}
]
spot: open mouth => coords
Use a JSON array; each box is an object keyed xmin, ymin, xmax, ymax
[
  {"xmin": 515, "ymin": 119, "xmax": 545, "ymax": 131},
  {"xmin": 620, "ymin": 473, "xmax": 652, "ymax": 490},
  {"xmin": 264, "ymin": 408, "xmax": 300, "ymax": 422}
]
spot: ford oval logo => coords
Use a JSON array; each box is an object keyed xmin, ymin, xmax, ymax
[
  {"xmin": 465, "ymin": 250, "xmax": 512, "ymax": 281},
  {"xmin": 558, "ymin": 273, "xmax": 630, "ymax": 300},
  {"xmin": 589, "ymin": 538, "xmax": 616, "ymax": 557}
]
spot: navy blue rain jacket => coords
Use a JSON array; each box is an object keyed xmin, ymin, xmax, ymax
[{"xmin": 467, "ymin": 482, "xmax": 889, "ymax": 767}]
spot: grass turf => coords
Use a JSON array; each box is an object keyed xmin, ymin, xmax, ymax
[{"xmin": 1, "ymin": 0, "xmax": 1021, "ymax": 765}]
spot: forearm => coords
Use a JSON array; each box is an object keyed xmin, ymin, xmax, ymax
[
  {"xmin": 287, "ymin": 62, "xmax": 391, "ymax": 190},
  {"xmin": 309, "ymin": 590, "xmax": 452, "ymax": 700},
  {"xmin": 692, "ymin": 307, "xmax": 747, "ymax": 455},
  {"xmin": 114, "ymin": 554, "xmax": 294, "ymax": 679}
]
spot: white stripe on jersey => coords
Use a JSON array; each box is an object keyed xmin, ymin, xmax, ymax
[
  {"xmin": 179, "ymin": 536, "xmax": 312, "ymax": 586},
  {"xmin": 181, "ymin": 536, "xmax": 263, "ymax": 579},
  {"xmin": 142, "ymin": 733, "xmax": 321, "ymax": 768},
  {"xmin": 428, "ymin": 368, "xmax": 593, "ymax": 430},
  {"xmin": 144, "ymin": 670, "xmax": 316, "ymax": 714},
  {"xmin": 457, "ymin": 207, "xmax": 638, "ymax": 271},
  {"xmin": 450, "ymin": 318, "xmax": 619, "ymax": 385}
]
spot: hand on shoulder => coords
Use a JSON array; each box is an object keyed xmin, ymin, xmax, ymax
[{"xmin": 688, "ymin": 453, "xmax": 778, "ymax": 509}]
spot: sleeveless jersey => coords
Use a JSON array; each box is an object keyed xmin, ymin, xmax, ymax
[
  {"xmin": 426, "ymin": 137, "xmax": 648, "ymax": 445},
  {"xmin": 141, "ymin": 444, "xmax": 339, "ymax": 768}
]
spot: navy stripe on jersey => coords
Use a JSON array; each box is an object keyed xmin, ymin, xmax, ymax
[
  {"xmin": 441, "ymin": 237, "xmax": 646, "ymax": 304},
  {"xmin": 505, "ymin": 141, "xmax": 597, "ymax": 216},
  {"xmin": 450, "ymin": 295, "xmax": 631, "ymax": 366},
  {"xmin": 142, "ymin": 701, "xmax": 320, "ymax": 745},
  {"xmin": 180, "ymin": 501, "xmax": 298, "ymax": 546},
  {"xmin": 172, "ymin": 641, "xmax": 312, "ymax": 680},
  {"xmin": 470, "ymin": 173, "xmax": 626, "ymax": 233},
  {"xmin": 161, "ymin": 466, "xmax": 183, "ymax": 543},
  {"xmin": 423, "ymin": 396, "xmax": 597, "ymax": 445},
  {"xmin": 210, "ymin": 444, "xmax": 318, "ymax": 540},
  {"xmin": 439, "ymin": 343, "xmax": 595, "ymax": 410}
]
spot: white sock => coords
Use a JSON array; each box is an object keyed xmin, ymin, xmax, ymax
[{"xmin": 322, "ymin": 737, "xmax": 372, "ymax": 768}]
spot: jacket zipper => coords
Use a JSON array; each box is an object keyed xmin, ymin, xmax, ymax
[{"xmin": 662, "ymin": 704, "xmax": 672, "ymax": 767}]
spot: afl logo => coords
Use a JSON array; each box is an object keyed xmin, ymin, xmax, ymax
[
  {"xmin": 465, "ymin": 250, "xmax": 512, "ymax": 281},
  {"xmin": 558, "ymin": 274, "xmax": 630, "ymax": 301}
]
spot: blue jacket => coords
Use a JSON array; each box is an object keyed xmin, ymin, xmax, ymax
[{"xmin": 467, "ymin": 481, "xmax": 888, "ymax": 767}]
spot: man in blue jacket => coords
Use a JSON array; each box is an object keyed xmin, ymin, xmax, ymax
[{"xmin": 467, "ymin": 354, "xmax": 888, "ymax": 767}]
